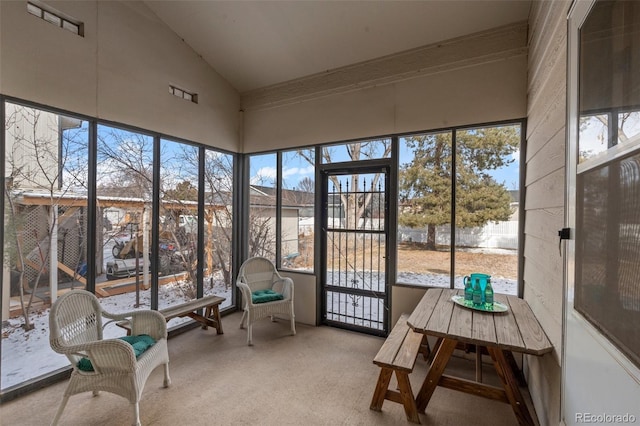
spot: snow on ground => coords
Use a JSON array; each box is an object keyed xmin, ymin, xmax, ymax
[
  {"xmin": 1, "ymin": 271, "xmax": 516, "ymax": 390},
  {"xmin": 398, "ymin": 272, "xmax": 517, "ymax": 295}
]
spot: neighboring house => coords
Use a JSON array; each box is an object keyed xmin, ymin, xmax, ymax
[{"xmin": 249, "ymin": 185, "xmax": 313, "ymax": 257}]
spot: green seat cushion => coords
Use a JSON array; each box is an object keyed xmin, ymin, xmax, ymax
[
  {"xmin": 77, "ymin": 334, "xmax": 156, "ymax": 372},
  {"xmin": 251, "ymin": 289, "xmax": 284, "ymax": 304}
]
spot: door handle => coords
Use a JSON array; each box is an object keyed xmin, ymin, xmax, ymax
[{"xmin": 558, "ymin": 228, "xmax": 570, "ymax": 255}]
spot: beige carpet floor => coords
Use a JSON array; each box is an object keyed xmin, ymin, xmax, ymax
[{"xmin": 2, "ymin": 311, "xmax": 528, "ymax": 425}]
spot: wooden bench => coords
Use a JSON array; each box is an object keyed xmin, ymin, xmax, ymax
[
  {"xmin": 370, "ymin": 313, "xmax": 425, "ymax": 424},
  {"xmin": 117, "ymin": 295, "xmax": 225, "ymax": 336}
]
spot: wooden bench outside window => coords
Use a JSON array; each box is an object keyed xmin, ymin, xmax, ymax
[
  {"xmin": 370, "ymin": 313, "xmax": 427, "ymax": 424},
  {"xmin": 117, "ymin": 294, "xmax": 225, "ymax": 336}
]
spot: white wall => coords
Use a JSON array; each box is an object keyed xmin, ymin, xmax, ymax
[
  {"xmin": 280, "ymin": 271, "xmax": 315, "ymax": 326},
  {"xmin": 0, "ymin": 1, "xmax": 240, "ymax": 152},
  {"xmin": 242, "ymin": 26, "xmax": 527, "ymax": 152},
  {"xmin": 391, "ymin": 285, "xmax": 427, "ymax": 327},
  {"xmin": 243, "ymin": 57, "xmax": 527, "ymax": 152}
]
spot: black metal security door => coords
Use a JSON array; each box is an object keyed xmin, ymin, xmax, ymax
[{"xmin": 321, "ymin": 167, "xmax": 389, "ymax": 335}]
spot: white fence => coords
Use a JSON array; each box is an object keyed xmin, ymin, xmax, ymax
[
  {"xmin": 300, "ymin": 218, "xmax": 518, "ymax": 250},
  {"xmin": 398, "ymin": 221, "xmax": 519, "ymax": 250}
]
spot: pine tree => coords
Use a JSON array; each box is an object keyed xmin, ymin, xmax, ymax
[{"xmin": 399, "ymin": 126, "xmax": 519, "ymax": 250}]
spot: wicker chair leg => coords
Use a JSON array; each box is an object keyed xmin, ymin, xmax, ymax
[
  {"xmin": 132, "ymin": 402, "xmax": 141, "ymax": 426},
  {"xmin": 163, "ymin": 363, "xmax": 171, "ymax": 387},
  {"xmin": 240, "ymin": 310, "xmax": 247, "ymax": 329},
  {"xmin": 51, "ymin": 395, "xmax": 69, "ymax": 426},
  {"xmin": 247, "ymin": 323, "xmax": 253, "ymax": 346},
  {"xmin": 290, "ymin": 315, "xmax": 296, "ymax": 335},
  {"xmin": 93, "ymin": 390, "xmax": 100, "ymax": 397}
]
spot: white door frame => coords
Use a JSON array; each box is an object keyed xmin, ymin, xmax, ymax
[{"xmin": 563, "ymin": 1, "xmax": 640, "ymax": 424}]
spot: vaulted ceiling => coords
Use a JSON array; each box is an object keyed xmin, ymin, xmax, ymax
[{"xmin": 144, "ymin": 1, "xmax": 532, "ymax": 94}]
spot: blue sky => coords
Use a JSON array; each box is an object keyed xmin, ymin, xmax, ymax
[
  {"xmin": 92, "ymin": 125, "xmax": 519, "ymax": 193},
  {"xmin": 249, "ymin": 142, "xmax": 520, "ymax": 191}
]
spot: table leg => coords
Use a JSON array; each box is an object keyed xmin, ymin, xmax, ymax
[
  {"xmin": 427, "ymin": 338, "xmax": 442, "ymax": 364},
  {"xmin": 476, "ymin": 345, "xmax": 483, "ymax": 383},
  {"xmin": 487, "ymin": 347, "xmax": 535, "ymax": 426},
  {"xmin": 415, "ymin": 338, "xmax": 457, "ymax": 412},
  {"xmin": 419, "ymin": 335, "xmax": 431, "ymax": 361},
  {"xmin": 505, "ymin": 350, "xmax": 527, "ymax": 387}
]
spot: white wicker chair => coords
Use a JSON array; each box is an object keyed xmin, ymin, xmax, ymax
[
  {"xmin": 49, "ymin": 290, "xmax": 171, "ymax": 426},
  {"xmin": 237, "ymin": 257, "xmax": 296, "ymax": 345}
]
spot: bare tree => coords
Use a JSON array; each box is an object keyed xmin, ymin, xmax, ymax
[
  {"xmin": 178, "ymin": 149, "xmax": 237, "ymax": 290},
  {"xmin": 97, "ymin": 130, "xmax": 154, "ymax": 197},
  {"xmin": 98, "ymin": 132, "xmax": 205, "ymax": 298},
  {"xmin": 297, "ymin": 141, "xmax": 390, "ymax": 229},
  {"xmin": 4, "ymin": 104, "xmax": 87, "ymax": 330},
  {"xmin": 579, "ymin": 112, "xmax": 640, "ymax": 160},
  {"xmin": 296, "ymin": 176, "xmax": 315, "ymax": 194}
]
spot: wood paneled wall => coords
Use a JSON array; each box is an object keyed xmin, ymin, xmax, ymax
[{"xmin": 525, "ymin": 1, "xmax": 572, "ymax": 424}]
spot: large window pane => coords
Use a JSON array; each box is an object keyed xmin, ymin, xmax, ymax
[
  {"xmin": 158, "ymin": 139, "xmax": 200, "ymax": 327},
  {"xmin": 204, "ymin": 150, "xmax": 234, "ymax": 309},
  {"xmin": 454, "ymin": 124, "xmax": 520, "ymax": 295},
  {"xmin": 280, "ymin": 149, "xmax": 314, "ymax": 271},
  {"xmin": 397, "ymin": 131, "xmax": 452, "ymax": 287},
  {"xmin": 3, "ymin": 102, "xmax": 89, "ymax": 389},
  {"xmin": 1, "ymin": 104, "xmax": 240, "ymax": 394},
  {"xmin": 96, "ymin": 125, "xmax": 154, "ymax": 312},
  {"xmin": 248, "ymin": 153, "xmax": 277, "ymax": 263}
]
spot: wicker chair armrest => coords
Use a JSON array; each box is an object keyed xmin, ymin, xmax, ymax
[
  {"xmin": 104, "ymin": 309, "xmax": 167, "ymax": 340},
  {"xmin": 56, "ymin": 338, "xmax": 137, "ymax": 372},
  {"xmin": 272, "ymin": 277, "xmax": 293, "ymax": 300},
  {"xmin": 237, "ymin": 280, "xmax": 254, "ymax": 307}
]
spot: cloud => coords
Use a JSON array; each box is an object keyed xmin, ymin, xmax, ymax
[
  {"xmin": 251, "ymin": 166, "xmax": 277, "ymax": 185},
  {"xmin": 282, "ymin": 165, "xmax": 314, "ymax": 178},
  {"xmin": 250, "ymin": 165, "xmax": 314, "ymax": 185}
]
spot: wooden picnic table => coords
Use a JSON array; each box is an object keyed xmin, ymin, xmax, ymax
[{"xmin": 407, "ymin": 288, "xmax": 553, "ymax": 426}]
